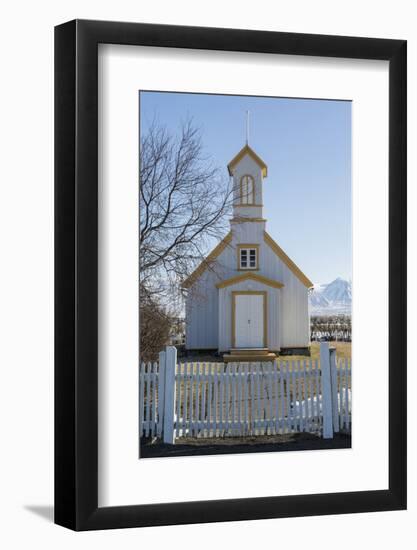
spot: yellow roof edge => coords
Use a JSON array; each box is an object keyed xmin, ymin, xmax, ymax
[
  {"xmin": 216, "ymin": 272, "xmax": 284, "ymax": 289},
  {"xmin": 227, "ymin": 145, "xmax": 267, "ymax": 178},
  {"xmin": 263, "ymin": 231, "xmax": 314, "ymax": 288},
  {"xmin": 181, "ymin": 232, "xmax": 233, "ymax": 288}
]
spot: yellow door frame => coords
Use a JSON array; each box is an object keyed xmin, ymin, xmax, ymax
[{"xmin": 231, "ymin": 290, "xmax": 267, "ymax": 348}]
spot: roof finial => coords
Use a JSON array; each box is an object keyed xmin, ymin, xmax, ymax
[{"xmin": 245, "ymin": 110, "xmax": 250, "ymax": 145}]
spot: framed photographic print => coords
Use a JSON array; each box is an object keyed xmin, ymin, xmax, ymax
[{"xmin": 55, "ymin": 20, "xmax": 406, "ymax": 530}]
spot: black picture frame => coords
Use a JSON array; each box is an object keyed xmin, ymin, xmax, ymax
[{"xmin": 55, "ymin": 19, "xmax": 407, "ymax": 531}]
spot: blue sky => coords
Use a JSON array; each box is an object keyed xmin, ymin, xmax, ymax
[{"xmin": 140, "ymin": 91, "xmax": 352, "ymax": 284}]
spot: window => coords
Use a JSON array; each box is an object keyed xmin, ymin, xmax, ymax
[
  {"xmin": 239, "ymin": 246, "xmax": 258, "ymax": 270},
  {"xmin": 240, "ymin": 175, "xmax": 254, "ymax": 205}
]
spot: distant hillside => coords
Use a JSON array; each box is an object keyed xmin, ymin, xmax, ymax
[{"xmin": 309, "ymin": 277, "xmax": 351, "ymax": 315}]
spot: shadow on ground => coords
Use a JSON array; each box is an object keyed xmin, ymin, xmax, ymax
[
  {"xmin": 24, "ymin": 505, "xmax": 54, "ymax": 522},
  {"xmin": 140, "ymin": 432, "xmax": 351, "ymax": 458}
]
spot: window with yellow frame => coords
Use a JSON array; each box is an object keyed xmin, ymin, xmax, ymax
[{"xmin": 237, "ymin": 244, "xmax": 259, "ymax": 270}]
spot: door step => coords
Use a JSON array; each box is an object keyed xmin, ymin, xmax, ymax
[
  {"xmin": 229, "ymin": 348, "xmax": 269, "ymax": 355},
  {"xmin": 224, "ymin": 351, "xmax": 276, "ymax": 363}
]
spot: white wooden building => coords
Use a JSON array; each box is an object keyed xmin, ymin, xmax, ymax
[{"xmin": 182, "ymin": 144, "xmax": 313, "ymax": 360}]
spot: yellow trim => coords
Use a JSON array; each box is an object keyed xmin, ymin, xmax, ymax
[
  {"xmin": 230, "ymin": 217, "xmax": 266, "ymax": 223},
  {"xmin": 231, "ymin": 291, "xmax": 267, "ymax": 348},
  {"xmin": 182, "ymin": 232, "xmax": 232, "ymax": 288},
  {"xmin": 227, "ymin": 145, "xmax": 268, "ymax": 178},
  {"xmin": 239, "ymin": 174, "xmax": 255, "ymax": 205},
  {"xmin": 263, "ymin": 231, "xmax": 314, "ymax": 288},
  {"xmin": 237, "ymin": 244, "xmax": 259, "ymax": 270},
  {"xmin": 216, "ymin": 272, "xmax": 284, "ymax": 289}
]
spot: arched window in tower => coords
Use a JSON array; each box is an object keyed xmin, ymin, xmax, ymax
[{"xmin": 240, "ymin": 175, "xmax": 255, "ymax": 205}]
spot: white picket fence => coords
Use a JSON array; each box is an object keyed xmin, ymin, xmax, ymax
[{"xmin": 139, "ymin": 343, "xmax": 351, "ymax": 444}]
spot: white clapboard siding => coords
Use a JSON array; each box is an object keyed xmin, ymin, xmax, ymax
[{"xmin": 139, "ymin": 352, "xmax": 352, "ymax": 441}]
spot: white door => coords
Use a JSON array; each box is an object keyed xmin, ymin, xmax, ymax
[{"xmin": 234, "ymin": 294, "xmax": 264, "ymax": 348}]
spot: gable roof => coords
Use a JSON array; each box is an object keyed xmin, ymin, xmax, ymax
[
  {"xmin": 216, "ymin": 272, "xmax": 284, "ymax": 289},
  {"xmin": 181, "ymin": 232, "xmax": 233, "ymax": 289},
  {"xmin": 181, "ymin": 229, "xmax": 313, "ymax": 290},
  {"xmin": 263, "ymin": 231, "xmax": 314, "ymax": 288},
  {"xmin": 227, "ymin": 145, "xmax": 268, "ymax": 178}
]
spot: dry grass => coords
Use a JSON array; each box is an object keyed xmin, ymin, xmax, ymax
[
  {"xmin": 182, "ymin": 341, "xmax": 351, "ymax": 366},
  {"xmin": 290, "ymin": 341, "xmax": 351, "ymax": 361}
]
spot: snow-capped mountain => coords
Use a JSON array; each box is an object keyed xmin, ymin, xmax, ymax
[{"xmin": 309, "ymin": 277, "xmax": 351, "ymax": 315}]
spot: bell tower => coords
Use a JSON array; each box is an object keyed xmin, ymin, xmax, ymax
[{"xmin": 227, "ymin": 144, "xmax": 268, "ymax": 222}]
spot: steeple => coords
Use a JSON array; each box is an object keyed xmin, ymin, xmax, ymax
[
  {"xmin": 227, "ymin": 144, "xmax": 268, "ymax": 223},
  {"xmin": 245, "ymin": 110, "xmax": 250, "ymax": 145}
]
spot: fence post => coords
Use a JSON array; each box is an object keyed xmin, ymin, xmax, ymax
[
  {"xmin": 329, "ymin": 347, "xmax": 340, "ymax": 433},
  {"xmin": 157, "ymin": 350, "xmax": 166, "ymax": 438},
  {"xmin": 163, "ymin": 346, "xmax": 177, "ymax": 444},
  {"xmin": 320, "ymin": 342, "xmax": 333, "ymax": 439}
]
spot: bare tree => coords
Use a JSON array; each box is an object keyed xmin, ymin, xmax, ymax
[
  {"xmin": 139, "ymin": 290, "xmax": 172, "ymax": 361},
  {"xmin": 140, "ymin": 118, "xmax": 233, "ymax": 302}
]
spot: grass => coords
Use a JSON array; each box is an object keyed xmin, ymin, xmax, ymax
[
  {"xmin": 181, "ymin": 341, "xmax": 351, "ymax": 365},
  {"xmin": 290, "ymin": 341, "xmax": 351, "ymax": 361}
]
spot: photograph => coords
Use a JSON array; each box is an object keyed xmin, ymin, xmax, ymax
[{"xmin": 139, "ymin": 91, "xmax": 352, "ymax": 458}]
